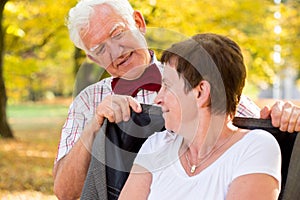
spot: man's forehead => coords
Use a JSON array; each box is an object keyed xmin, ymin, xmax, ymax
[
  {"xmin": 93, "ymin": 3, "xmax": 124, "ymax": 22},
  {"xmin": 80, "ymin": 5, "xmax": 126, "ymax": 48}
]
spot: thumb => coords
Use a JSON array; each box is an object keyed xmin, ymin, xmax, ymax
[
  {"xmin": 260, "ymin": 105, "xmax": 271, "ymax": 119},
  {"xmin": 127, "ymin": 96, "xmax": 142, "ymax": 113}
]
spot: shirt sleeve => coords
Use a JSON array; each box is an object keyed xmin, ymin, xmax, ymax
[
  {"xmin": 235, "ymin": 95, "xmax": 260, "ymax": 118},
  {"xmin": 232, "ymin": 130, "xmax": 282, "ymax": 185},
  {"xmin": 55, "ymin": 91, "xmax": 90, "ymax": 163},
  {"xmin": 54, "ymin": 78, "xmax": 115, "ymax": 163}
]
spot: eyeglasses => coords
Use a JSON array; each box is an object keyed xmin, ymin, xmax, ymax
[
  {"xmin": 87, "ymin": 26, "xmax": 147, "ymax": 63},
  {"xmin": 89, "ymin": 28, "xmax": 127, "ymax": 58}
]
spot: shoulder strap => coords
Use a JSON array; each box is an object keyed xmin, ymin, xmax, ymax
[{"xmin": 282, "ymin": 134, "xmax": 300, "ymax": 200}]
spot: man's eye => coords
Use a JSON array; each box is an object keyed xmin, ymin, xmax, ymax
[
  {"xmin": 95, "ymin": 44, "xmax": 105, "ymax": 55},
  {"xmin": 112, "ymin": 30, "xmax": 125, "ymax": 40}
]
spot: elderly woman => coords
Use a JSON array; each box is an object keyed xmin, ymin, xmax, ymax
[{"xmin": 119, "ymin": 33, "xmax": 281, "ymax": 200}]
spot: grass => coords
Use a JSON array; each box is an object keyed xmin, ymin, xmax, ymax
[
  {"xmin": 0, "ymin": 101, "xmax": 70, "ymax": 199},
  {"xmin": 1, "ymin": 98, "xmax": 299, "ymax": 199}
]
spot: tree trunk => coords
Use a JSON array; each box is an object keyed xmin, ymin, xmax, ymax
[{"xmin": 0, "ymin": 0, "xmax": 13, "ymax": 138}]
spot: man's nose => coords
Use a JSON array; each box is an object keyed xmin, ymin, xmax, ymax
[{"xmin": 106, "ymin": 39, "xmax": 124, "ymax": 62}]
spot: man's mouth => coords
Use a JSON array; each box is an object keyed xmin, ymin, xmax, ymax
[{"xmin": 116, "ymin": 52, "xmax": 133, "ymax": 67}]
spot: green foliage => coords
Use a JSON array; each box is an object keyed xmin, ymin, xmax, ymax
[
  {"xmin": 3, "ymin": 0, "xmax": 300, "ymax": 102},
  {"xmin": 7, "ymin": 104, "xmax": 69, "ymax": 118},
  {"xmin": 4, "ymin": 0, "xmax": 76, "ymax": 102},
  {"xmin": 131, "ymin": 0, "xmax": 300, "ymax": 97}
]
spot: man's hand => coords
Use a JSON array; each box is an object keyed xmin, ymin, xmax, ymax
[
  {"xmin": 95, "ymin": 95, "xmax": 142, "ymax": 125},
  {"xmin": 260, "ymin": 101, "xmax": 300, "ymax": 133}
]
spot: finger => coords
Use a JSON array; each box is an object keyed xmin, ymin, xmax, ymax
[
  {"xmin": 111, "ymin": 103, "xmax": 124, "ymax": 123},
  {"xmin": 286, "ymin": 106, "xmax": 300, "ymax": 133},
  {"xmin": 97, "ymin": 106, "xmax": 116, "ymax": 123},
  {"xmin": 260, "ymin": 105, "xmax": 271, "ymax": 119},
  {"xmin": 95, "ymin": 114, "xmax": 104, "ymax": 126},
  {"xmin": 113, "ymin": 97, "xmax": 131, "ymax": 122},
  {"xmin": 278, "ymin": 102, "xmax": 293, "ymax": 132},
  {"xmin": 127, "ymin": 96, "xmax": 142, "ymax": 113},
  {"xmin": 295, "ymin": 116, "xmax": 300, "ymax": 132},
  {"xmin": 102, "ymin": 95, "xmax": 128, "ymax": 122},
  {"xmin": 270, "ymin": 101, "xmax": 284, "ymax": 128},
  {"xmin": 287, "ymin": 108, "xmax": 299, "ymax": 133}
]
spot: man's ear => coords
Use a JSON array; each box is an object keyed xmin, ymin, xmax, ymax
[
  {"xmin": 133, "ymin": 10, "xmax": 146, "ymax": 34},
  {"xmin": 194, "ymin": 80, "xmax": 211, "ymax": 108}
]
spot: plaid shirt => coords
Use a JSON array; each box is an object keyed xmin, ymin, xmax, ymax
[
  {"xmin": 236, "ymin": 95, "xmax": 260, "ymax": 118},
  {"xmin": 55, "ymin": 66, "xmax": 260, "ymax": 163}
]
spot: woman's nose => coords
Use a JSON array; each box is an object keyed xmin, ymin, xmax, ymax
[{"xmin": 154, "ymin": 89, "xmax": 163, "ymax": 105}]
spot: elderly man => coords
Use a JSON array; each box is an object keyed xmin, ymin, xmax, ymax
[{"xmin": 53, "ymin": 0, "xmax": 300, "ymax": 199}]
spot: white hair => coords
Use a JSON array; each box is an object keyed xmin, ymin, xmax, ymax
[{"xmin": 67, "ymin": 0, "xmax": 135, "ymax": 52}]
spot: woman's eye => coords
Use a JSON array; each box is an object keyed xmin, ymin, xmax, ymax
[{"xmin": 162, "ymin": 83, "xmax": 170, "ymax": 91}]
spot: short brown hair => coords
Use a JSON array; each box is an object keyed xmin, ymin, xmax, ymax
[{"xmin": 161, "ymin": 33, "xmax": 246, "ymax": 116}]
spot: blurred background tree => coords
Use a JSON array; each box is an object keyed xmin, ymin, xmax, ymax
[
  {"xmin": 4, "ymin": 1, "xmax": 75, "ymax": 103},
  {"xmin": 131, "ymin": 0, "xmax": 300, "ymax": 97},
  {"xmin": 0, "ymin": 0, "xmax": 13, "ymax": 138},
  {"xmin": 1, "ymin": 0, "xmax": 299, "ymax": 137}
]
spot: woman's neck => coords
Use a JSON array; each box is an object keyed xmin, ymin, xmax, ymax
[{"xmin": 180, "ymin": 114, "xmax": 236, "ymax": 161}]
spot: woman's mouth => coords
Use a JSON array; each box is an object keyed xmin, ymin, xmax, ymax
[{"xmin": 162, "ymin": 108, "xmax": 169, "ymax": 113}]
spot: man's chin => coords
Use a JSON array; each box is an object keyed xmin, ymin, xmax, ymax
[{"xmin": 120, "ymin": 66, "xmax": 148, "ymax": 80}]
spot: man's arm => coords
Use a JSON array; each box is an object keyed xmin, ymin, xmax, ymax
[
  {"xmin": 261, "ymin": 101, "xmax": 300, "ymax": 133},
  {"xmin": 236, "ymin": 96, "xmax": 300, "ymax": 133},
  {"xmin": 53, "ymin": 117, "xmax": 99, "ymax": 200}
]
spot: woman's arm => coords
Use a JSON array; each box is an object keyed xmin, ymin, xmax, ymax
[
  {"xmin": 119, "ymin": 164, "xmax": 152, "ymax": 200},
  {"xmin": 226, "ymin": 173, "xmax": 280, "ymax": 200}
]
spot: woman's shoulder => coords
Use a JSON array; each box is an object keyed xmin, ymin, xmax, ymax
[
  {"xmin": 147, "ymin": 130, "xmax": 177, "ymax": 145},
  {"xmin": 244, "ymin": 129, "xmax": 277, "ymax": 141},
  {"xmin": 238, "ymin": 129, "xmax": 280, "ymax": 152},
  {"xmin": 134, "ymin": 130, "xmax": 181, "ymax": 172},
  {"xmin": 139, "ymin": 130, "xmax": 179, "ymax": 154}
]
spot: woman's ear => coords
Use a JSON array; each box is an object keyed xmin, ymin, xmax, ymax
[
  {"xmin": 194, "ymin": 80, "xmax": 211, "ymax": 108},
  {"xmin": 133, "ymin": 10, "xmax": 146, "ymax": 34}
]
